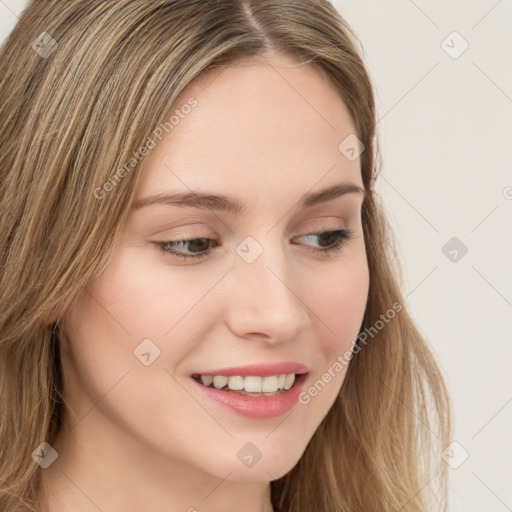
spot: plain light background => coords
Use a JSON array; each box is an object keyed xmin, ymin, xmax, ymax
[{"xmin": 1, "ymin": 1, "xmax": 511, "ymax": 510}]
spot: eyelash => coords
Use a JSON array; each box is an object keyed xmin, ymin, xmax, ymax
[{"xmin": 153, "ymin": 228, "xmax": 355, "ymax": 261}]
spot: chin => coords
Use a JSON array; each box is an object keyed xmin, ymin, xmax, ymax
[{"xmin": 212, "ymin": 443, "xmax": 305, "ymax": 482}]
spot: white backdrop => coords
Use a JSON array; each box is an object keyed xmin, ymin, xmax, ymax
[{"xmin": 1, "ymin": 1, "xmax": 511, "ymax": 510}]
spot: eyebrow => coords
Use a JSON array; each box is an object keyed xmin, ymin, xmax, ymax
[{"xmin": 131, "ymin": 182, "xmax": 365, "ymax": 215}]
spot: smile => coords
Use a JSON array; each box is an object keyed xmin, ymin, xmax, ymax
[{"xmin": 192, "ymin": 373, "xmax": 297, "ymax": 396}]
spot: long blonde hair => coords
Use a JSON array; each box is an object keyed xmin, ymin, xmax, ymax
[{"xmin": 0, "ymin": 1, "xmax": 451, "ymax": 510}]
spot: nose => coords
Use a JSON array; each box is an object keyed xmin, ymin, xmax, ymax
[{"xmin": 224, "ymin": 240, "xmax": 311, "ymax": 344}]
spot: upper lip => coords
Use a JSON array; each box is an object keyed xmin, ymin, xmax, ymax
[{"xmin": 192, "ymin": 361, "xmax": 309, "ymax": 377}]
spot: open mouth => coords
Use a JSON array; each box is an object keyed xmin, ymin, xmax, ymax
[{"xmin": 191, "ymin": 373, "xmax": 306, "ymax": 397}]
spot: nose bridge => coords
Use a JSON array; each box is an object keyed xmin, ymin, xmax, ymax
[{"xmin": 226, "ymin": 233, "xmax": 311, "ymax": 341}]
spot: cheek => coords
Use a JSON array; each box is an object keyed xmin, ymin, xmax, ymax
[
  {"xmin": 59, "ymin": 253, "xmax": 215, "ymax": 464},
  {"xmin": 289, "ymin": 242, "xmax": 369, "ymax": 426},
  {"xmin": 71, "ymin": 246, "xmax": 216, "ymax": 344},
  {"xmin": 60, "ymin": 246, "xmax": 225, "ymax": 407},
  {"xmin": 310, "ymin": 242, "xmax": 369, "ymax": 356}
]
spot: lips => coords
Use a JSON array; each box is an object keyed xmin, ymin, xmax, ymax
[
  {"xmin": 191, "ymin": 362, "xmax": 309, "ymax": 419},
  {"xmin": 192, "ymin": 361, "xmax": 309, "ymax": 377}
]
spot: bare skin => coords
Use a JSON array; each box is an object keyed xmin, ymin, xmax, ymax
[{"xmin": 37, "ymin": 52, "xmax": 369, "ymax": 512}]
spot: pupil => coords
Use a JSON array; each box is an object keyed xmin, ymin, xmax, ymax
[{"xmin": 189, "ymin": 238, "xmax": 209, "ymax": 252}]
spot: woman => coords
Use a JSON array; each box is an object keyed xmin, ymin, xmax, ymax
[{"xmin": 0, "ymin": 1, "xmax": 451, "ymax": 511}]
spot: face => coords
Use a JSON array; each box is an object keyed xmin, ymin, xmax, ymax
[{"xmin": 59, "ymin": 53, "xmax": 369, "ymax": 483}]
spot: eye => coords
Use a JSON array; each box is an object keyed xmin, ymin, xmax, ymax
[
  {"xmin": 292, "ymin": 228, "xmax": 355, "ymax": 256},
  {"xmin": 153, "ymin": 237, "xmax": 220, "ymax": 260},
  {"xmin": 153, "ymin": 228, "xmax": 355, "ymax": 261}
]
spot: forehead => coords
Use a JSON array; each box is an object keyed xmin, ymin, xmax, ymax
[{"xmin": 136, "ymin": 54, "xmax": 362, "ymax": 206}]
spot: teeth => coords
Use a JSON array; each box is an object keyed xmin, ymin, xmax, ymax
[
  {"xmin": 212, "ymin": 375, "xmax": 228, "ymax": 389},
  {"xmin": 227, "ymin": 376, "xmax": 244, "ymax": 390},
  {"xmin": 262, "ymin": 375, "xmax": 279, "ymax": 392},
  {"xmin": 284, "ymin": 374, "xmax": 295, "ymax": 390},
  {"xmin": 197, "ymin": 373, "xmax": 297, "ymax": 393},
  {"xmin": 244, "ymin": 376, "xmax": 262, "ymax": 393},
  {"xmin": 200, "ymin": 375, "xmax": 213, "ymax": 386}
]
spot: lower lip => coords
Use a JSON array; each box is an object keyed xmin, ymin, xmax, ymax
[{"xmin": 192, "ymin": 374, "xmax": 308, "ymax": 419}]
